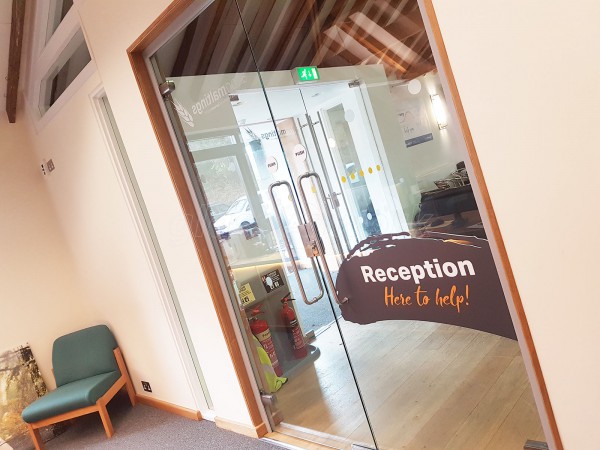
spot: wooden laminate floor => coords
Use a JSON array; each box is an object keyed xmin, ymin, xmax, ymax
[{"xmin": 274, "ymin": 320, "xmax": 545, "ymax": 450}]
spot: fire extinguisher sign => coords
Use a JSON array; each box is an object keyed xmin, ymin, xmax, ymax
[
  {"xmin": 239, "ymin": 283, "xmax": 256, "ymax": 306},
  {"xmin": 262, "ymin": 269, "xmax": 285, "ymax": 293}
]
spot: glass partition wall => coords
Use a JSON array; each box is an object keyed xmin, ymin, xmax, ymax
[{"xmin": 152, "ymin": 1, "xmax": 546, "ymax": 448}]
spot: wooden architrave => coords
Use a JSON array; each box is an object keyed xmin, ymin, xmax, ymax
[
  {"xmin": 136, "ymin": 394, "xmax": 202, "ymax": 420},
  {"xmin": 126, "ymin": 0, "xmax": 266, "ymax": 435},
  {"xmin": 6, "ymin": 0, "xmax": 26, "ymax": 123},
  {"xmin": 421, "ymin": 1, "xmax": 563, "ymax": 449}
]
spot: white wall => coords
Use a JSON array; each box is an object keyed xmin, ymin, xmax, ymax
[
  {"xmin": 6, "ymin": 0, "xmax": 254, "ymax": 428},
  {"xmin": 432, "ymin": 1, "xmax": 600, "ymax": 448},
  {"xmin": 70, "ymin": 0, "xmax": 252, "ymax": 424},
  {"xmin": 25, "ymin": 67, "xmax": 204, "ymax": 411},
  {"xmin": 0, "ymin": 109, "xmax": 94, "ymax": 389}
]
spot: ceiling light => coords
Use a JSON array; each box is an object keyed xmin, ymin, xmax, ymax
[{"xmin": 430, "ymin": 94, "xmax": 448, "ymax": 129}]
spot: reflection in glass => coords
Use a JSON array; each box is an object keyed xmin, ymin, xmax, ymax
[
  {"xmin": 154, "ymin": 4, "xmax": 377, "ymax": 448},
  {"xmin": 153, "ymin": 1, "xmax": 546, "ymax": 449}
]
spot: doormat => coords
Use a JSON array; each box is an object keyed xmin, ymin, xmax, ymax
[{"xmin": 0, "ymin": 345, "xmax": 66, "ymax": 449}]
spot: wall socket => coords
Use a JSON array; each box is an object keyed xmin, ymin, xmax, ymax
[
  {"xmin": 40, "ymin": 159, "xmax": 55, "ymax": 175},
  {"xmin": 141, "ymin": 381, "xmax": 152, "ymax": 392}
]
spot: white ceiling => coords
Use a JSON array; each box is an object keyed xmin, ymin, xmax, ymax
[{"xmin": 0, "ymin": 1, "xmax": 14, "ymax": 114}]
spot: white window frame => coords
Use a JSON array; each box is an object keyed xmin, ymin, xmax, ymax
[{"xmin": 25, "ymin": 0, "xmax": 95, "ymax": 130}]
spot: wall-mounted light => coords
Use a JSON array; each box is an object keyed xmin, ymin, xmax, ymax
[{"xmin": 430, "ymin": 94, "xmax": 448, "ymax": 129}]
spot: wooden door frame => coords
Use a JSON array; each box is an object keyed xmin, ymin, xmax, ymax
[
  {"xmin": 127, "ymin": 0, "xmax": 562, "ymax": 447},
  {"xmin": 127, "ymin": 0, "xmax": 268, "ymax": 437}
]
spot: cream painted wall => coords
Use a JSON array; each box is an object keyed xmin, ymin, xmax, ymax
[
  {"xmin": 72, "ymin": 0, "xmax": 252, "ymax": 425},
  {"xmin": 25, "ymin": 67, "xmax": 202, "ymax": 410},
  {"xmin": 0, "ymin": 109, "xmax": 94, "ymax": 389},
  {"xmin": 431, "ymin": 1, "xmax": 600, "ymax": 449}
]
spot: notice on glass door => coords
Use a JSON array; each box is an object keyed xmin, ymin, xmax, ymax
[
  {"xmin": 266, "ymin": 156, "xmax": 279, "ymax": 173},
  {"xmin": 262, "ymin": 269, "xmax": 285, "ymax": 294},
  {"xmin": 335, "ymin": 233, "xmax": 517, "ymax": 339}
]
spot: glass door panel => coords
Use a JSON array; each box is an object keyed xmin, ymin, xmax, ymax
[
  {"xmin": 238, "ymin": 1, "xmax": 547, "ymax": 449},
  {"xmin": 152, "ymin": 1, "xmax": 547, "ymax": 449},
  {"xmin": 152, "ymin": 2, "xmax": 376, "ymax": 448}
]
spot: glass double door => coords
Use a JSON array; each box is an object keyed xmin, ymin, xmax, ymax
[
  {"xmin": 152, "ymin": 1, "xmax": 546, "ymax": 449},
  {"xmin": 241, "ymin": 80, "xmax": 403, "ymax": 285},
  {"xmin": 249, "ymin": 81, "xmax": 385, "ymax": 448},
  {"xmin": 168, "ymin": 72, "xmax": 389, "ymax": 448}
]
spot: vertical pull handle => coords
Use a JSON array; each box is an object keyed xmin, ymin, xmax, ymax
[
  {"xmin": 268, "ymin": 180, "xmax": 324, "ymax": 305},
  {"xmin": 297, "ymin": 172, "xmax": 348, "ymax": 305}
]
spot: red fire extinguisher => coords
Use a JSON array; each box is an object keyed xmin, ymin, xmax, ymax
[
  {"xmin": 249, "ymin": 308, "xmax": 283, "ymax": 376},
  {"xmin": 281, "ymin": 296, "xmax": 308, "ymax": 359}
]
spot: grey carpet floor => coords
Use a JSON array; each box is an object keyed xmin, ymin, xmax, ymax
[{"xmin": 44, "ymin": 393, "xmax": 284, "ymax": 449}]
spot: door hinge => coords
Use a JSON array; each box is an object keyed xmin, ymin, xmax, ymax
[
  {"xmin": 260, "ymin": 393, "xmax": 276, "ymax": 407},
  {"xmin": 159, "ymin": 80, "xmax": 176, "ymax": 97},
  {"xmin": 524, "ymin": 441, "xmax": 548, "ymax": 450},
  {"xmin": 328, "ymin": 192, "xmax": 341, "ymax": 209},
  {"xmin": 348, "ymin": 79, "xmax": 361, "ymax": 88}
]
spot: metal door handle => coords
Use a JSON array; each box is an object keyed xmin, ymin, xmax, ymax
[
  {"xmin": 297, "ymin": 172, "xmax": 348, "ymax": 305},
  {"xmin": 268, "ymin": 180, "xmax": 324, "ymax": 305},
  {"xmin": 326, "ymin": 192, "xmax": 341, "ymax": 209}
]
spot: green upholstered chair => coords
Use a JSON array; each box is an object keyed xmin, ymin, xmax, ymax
[{"xmin": 21, "ymin": 325, "xmax": 136, "ymax": 449}]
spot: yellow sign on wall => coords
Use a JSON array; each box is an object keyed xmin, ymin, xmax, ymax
[{"xmin": 239, "ymin": 283, "xmax": 256, "ymax": 306}]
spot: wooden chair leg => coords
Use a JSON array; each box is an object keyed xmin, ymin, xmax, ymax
[
  {"xmin": 27, "ymin": 424, "xmax": 44, "ymax": 450},
  {"xmin": 97, "ymin": 403, "xmax": 114, "ymax": 438},
  {"xmin": 114, "ymin": 347, "xmax": 137, "ymax": 406},
  {"xmin": 124, "ymin": 377, "xmax": 137, "ymax": 406}
]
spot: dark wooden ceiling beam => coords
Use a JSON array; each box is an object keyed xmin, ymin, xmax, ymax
[
  {"xmin": 322, "ymin": 37, "xmax": 362, "ymax": 67},
  {"xmin": 249, "ymin": 1, "xmax": 292, "ymax": 70},
  {"xmin": 215, "ymin": 0, "xmax": 261, "ymax": 74},
  {"xmin": 6, "ymin": 0, "xmax": 26, "ymax": 123},
  {"xmin": 406, "ymin": 32, "xmax": 430, "ymax": 58},
  {"xmin": 170, "ymin": 17, "xmax": 200, "ymax": 76},
  {"xmin": 236, "ymin": 0, "xmax": 276, "ymax": 72},
  {"xmin": 340, "ymin": 22, "xmax": 408, "ymax": 74},
  {"xmin": 211, "ymin": 2, "xmax": 245, "ymax": 73},
  {"xmin": 265, "ymin": 0, "xmax": 315, "ymax": 70},
  {"xmin": 292, "ymin": 0, "xmax": 338, "ymax": 69},
  {"xmin": 196, "ymin": 0, "xmax": 231, "ymax": 74},
  {"xmin": 310, "ymin": 0, "xmax": 370, "ymax": 66},
  {"xmin": 381, "ymin": 8, "xmax": 424, "ymax": 45}
]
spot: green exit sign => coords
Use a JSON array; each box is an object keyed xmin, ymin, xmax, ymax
[{"xmin": 296, "ymin": 66, "xmax": 320, "ymax": 82}]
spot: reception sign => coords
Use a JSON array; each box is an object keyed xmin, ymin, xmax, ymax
[{"xmin": 336, "ymin": 233, "xmax": 516, "ymax": 339}]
